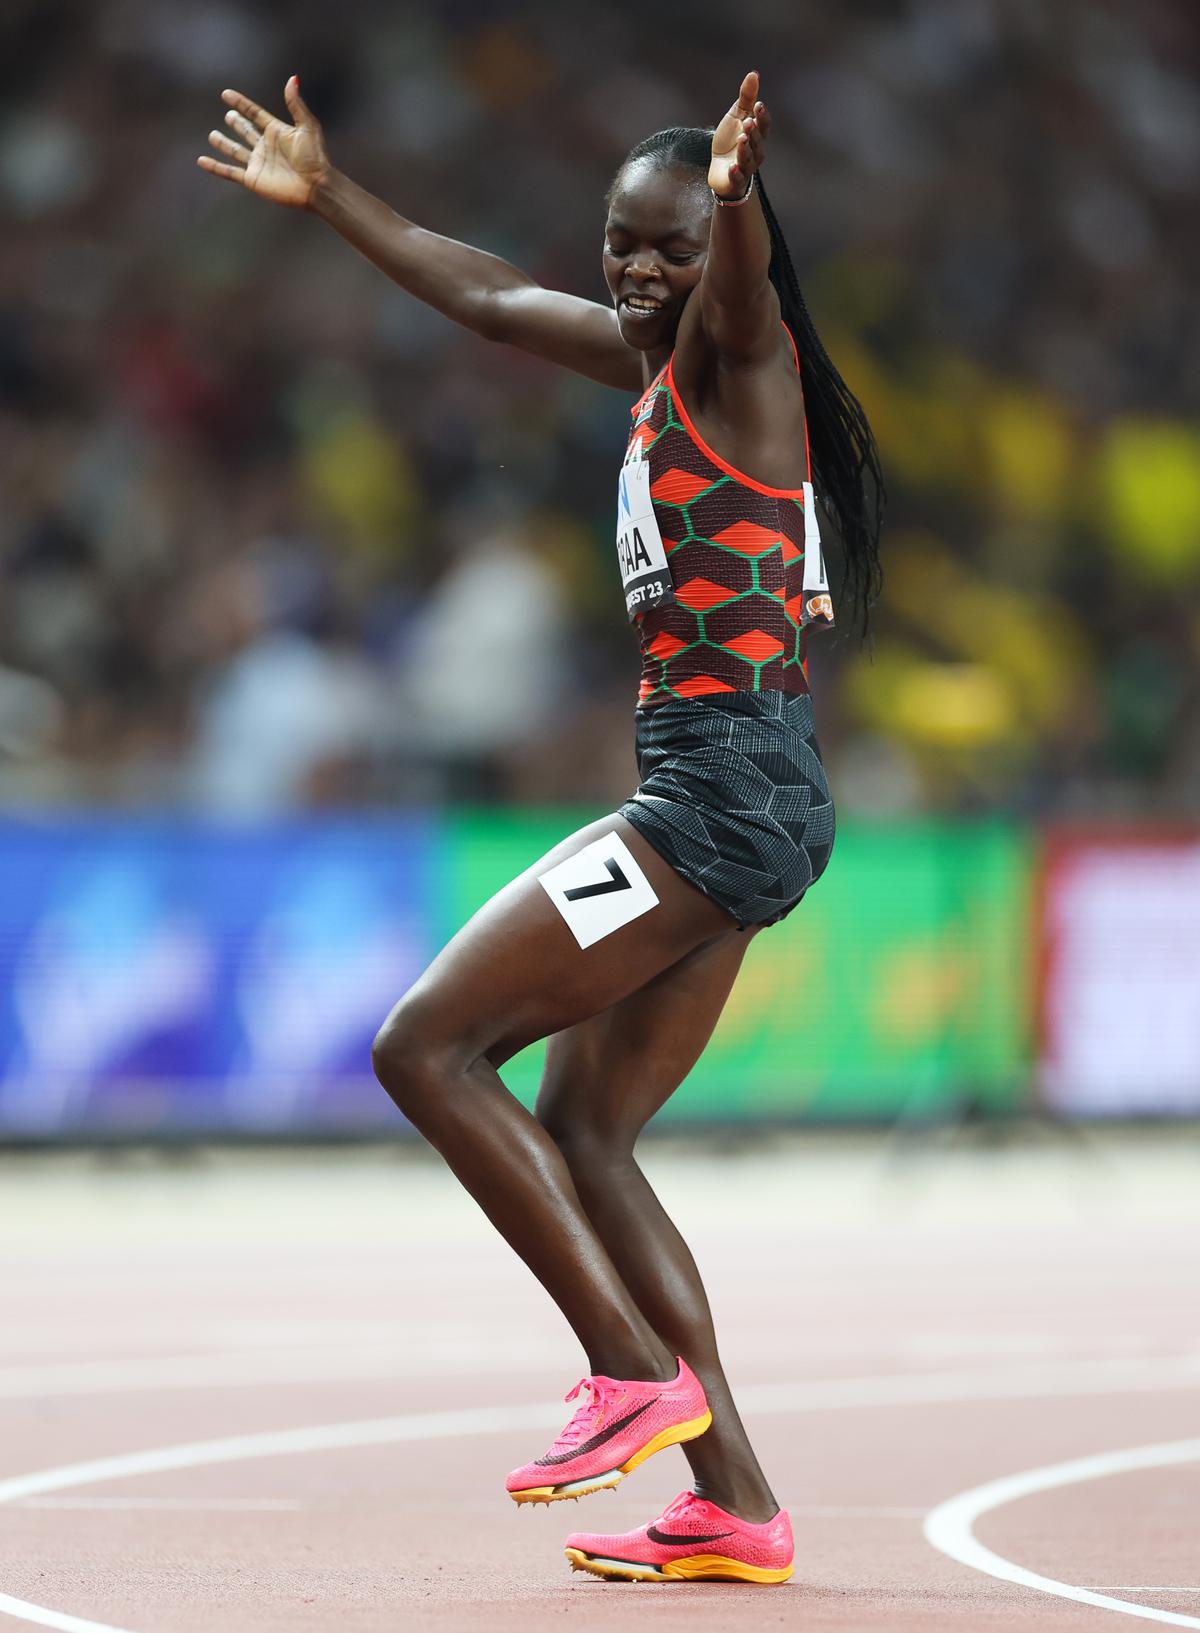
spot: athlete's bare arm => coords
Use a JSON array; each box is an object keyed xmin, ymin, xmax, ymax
[
  {"xmin": 197, "ymin": 79, "xmax": 641, "ymax": 392},
  {"xmin": 673, "ymin": 70, "xmax": 806, "ymax": 490},
  {"xmin": 698, "ymin": 70, "xmax": 779, "ymax": 362}
]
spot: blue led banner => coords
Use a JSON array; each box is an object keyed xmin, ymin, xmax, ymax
[
  {"xmin": 0, "ymin": 818, "xmax": 437, "ymax": 1135},
  {"xmin": 0, "ymin": 812, "xmax": 1036, "ymax": 1136}
]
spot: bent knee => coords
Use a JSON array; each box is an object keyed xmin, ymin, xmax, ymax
[
  {"xmin": 535, "ymin": 1096, "xmax": 636, "ymax": 1166},
  {"xmin": 372, "ymin": 1003, "xmax": 458, "ymax": 1120}
]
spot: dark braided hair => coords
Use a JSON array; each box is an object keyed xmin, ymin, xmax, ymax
[{"xmin": 611, "ymin": 128, "xmax": 886, "ymax": 634}]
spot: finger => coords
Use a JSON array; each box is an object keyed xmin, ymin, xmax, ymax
[
  {"xmin": 741, "ymin": 119, "xmax": 764, "ymax": 158},
  {"xmin": 739, "ymin": 137, "xmax": 762, "ymax": 178},
  {"xmin": 220, "ymin": 88, "xmax": 273, "ymax": 130},
  {"xmin": 738, "ymin": 70, "xmax": 758, "ymax": 114},
  {"xmin": 224, "ymin": 108, "xmax": 261, "ymax": 146},
  {"xmin": 208, "ymin": 129, "xmax": 250, "ymax": 166},
  {"xmin": 197, "ymin": 155, "xmax": 247, "ymax": 186},
  {"xmin": 755, "ymin": 100, "xmax": 772, "ymax": 136},
  {"xmin": 283, "ymin": 74, "xmax": 312, "ymax": 125}
]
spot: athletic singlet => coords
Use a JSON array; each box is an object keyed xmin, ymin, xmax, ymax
[{"xmin": 618, "ymin": 328, "xmax": 834, "ymax": 710}]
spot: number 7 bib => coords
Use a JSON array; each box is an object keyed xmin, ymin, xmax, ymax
[{"xmin": 616, "ymin": 443, "xmax": 676, "ymax": 621}]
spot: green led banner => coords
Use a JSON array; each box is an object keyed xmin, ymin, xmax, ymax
[{"xmin": 441, "ymin": 813, "xmax": 1031, "ymax": 1121}]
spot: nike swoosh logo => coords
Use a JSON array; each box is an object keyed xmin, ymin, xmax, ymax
[
  {"xmin": 645, "ymin": 1525, "xmax": 735, "ymax": 1546},
  {"xmin": 535, "ymin": 1398, "xmax": 656, "ymax": 1466},
  {"xmin": 563, "ymin": 858, "xmax": 632, "ymax": 902}
]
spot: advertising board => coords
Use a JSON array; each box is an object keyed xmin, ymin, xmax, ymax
[{"xmin": 1038, "ymin": 831, "xmax": 1200, "ymax": 1116}]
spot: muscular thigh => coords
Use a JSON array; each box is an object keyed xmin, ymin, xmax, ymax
[
  {"xmin": 536, "ymin": 926, "xmax": 758, "ymax": 1143},
  {"xmin": 380, "ymin": 812, "xmax": 736, "ymax": 1067}
]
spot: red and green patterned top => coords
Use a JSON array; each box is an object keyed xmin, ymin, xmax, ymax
[{"xmin": 623, "ymin": 331, "xmax": 833, "ymax": 710}]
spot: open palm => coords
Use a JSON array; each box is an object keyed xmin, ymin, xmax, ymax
[
  {"xmin": 197, "ymin": 78, "xmax": 328, "ymax": 210},
  {"xmin": 709, "ymin": 70, "xmax": 770, "ymax": 199}
]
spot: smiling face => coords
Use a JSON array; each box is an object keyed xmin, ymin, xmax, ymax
[{"xmin": 603, "ymin": 159, "xmax": 712, "ymax": 352}]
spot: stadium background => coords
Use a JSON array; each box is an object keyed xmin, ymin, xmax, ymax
[{"xmin": 2, "ymin": 0, "xmax": 1198, "ymax": 1135}]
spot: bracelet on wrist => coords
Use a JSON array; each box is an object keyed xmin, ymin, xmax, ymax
[{"xmin": 711, "ymin": 172, "xmax": 755, "ymax": 207}]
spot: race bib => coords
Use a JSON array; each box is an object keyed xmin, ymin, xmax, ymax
[
  {"xmin": 538, "ymin": 831, "xmax": 659, "ymax": 949},
  {"xmin": 800, "ymin": 480, "xmax": 835, "ymax": 627},
  {"xmin": 617, "ymin": 443, "xmax": 676, "ymax": 621}
]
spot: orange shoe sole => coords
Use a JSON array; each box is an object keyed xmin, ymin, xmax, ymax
[
  {"xmin": 508, "ymin": 1408, "xmax": 713, "ymax": 1506},
  {"xmin": 565, "ymin": 1546, "xmax": 793, "ymax": 1584}
]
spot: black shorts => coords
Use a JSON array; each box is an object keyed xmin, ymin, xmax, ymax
[{"xmin": 619, "ymin": 689, "xmax": 835, "ymax": 930}]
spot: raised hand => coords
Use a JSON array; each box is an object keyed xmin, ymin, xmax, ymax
[
  {"xmin": 708, "ymin": 70, "xmax": 770, "ymax": 201},
  {"xmin": 196, "ymin": 77, "xmax": 329, "ymax": 210}
]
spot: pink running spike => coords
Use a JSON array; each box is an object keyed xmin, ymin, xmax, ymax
[
  {"xmin": 505, "ymin": 1357, "xmax": 710, "ymax": 1505},
  {"xmin": 564, "ymin": 1488, "xmax": 794, "ymax": 1582}
]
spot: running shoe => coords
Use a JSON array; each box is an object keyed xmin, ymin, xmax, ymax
[
  {"xmin": 505, "ymin": 1357, "xmax": 710, "ymax": 1505},
  {"xmin": 564, "ymin": 1488, "xmax": 794, "ymax": 1583}
]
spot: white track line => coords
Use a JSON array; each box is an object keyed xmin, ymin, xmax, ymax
[
  {"xmin": 738, "ymin": 1354, "xmax": 1200, "ymax": 1414},
  {"xmin": 2, "ymin": 1376, "xmax": 1199, "ymax": 1633},
  {"xmin": 0, "ymin": 1605, "xmax": 127, "ymax": 1633},
  {"xmin": 15, "ymin": 1498, "xmax": 301, "ymax": 1512},
  {"xmin": 0, "ymin": 1347, "xmax": 1195, "ymax": 1403},
  {"xmin": 789, "ymin": 1505, "xmax": 928, "ymax": 1518},
  {"xmin": 0, "ymin": 1403, "xmax": 561, "ymax": 1509},
  {"xmin": 924, "ymin": 1438, "xmax": 1200, "ymax": 1628},
  {"xmin": 0, "ymin": 1405, "xmax": 562, "ymax": 1633},
  {"xmin": 0, "ymin": 1341, "xmax": 548, "ymax": 1399}
]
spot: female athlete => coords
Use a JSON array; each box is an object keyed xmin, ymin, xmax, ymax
[{"xmin": 199, "ymin": 68, "xmax": 883, "ymax": 1585}]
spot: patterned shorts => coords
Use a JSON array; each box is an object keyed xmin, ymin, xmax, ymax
[{"xmin": 619, "ymin": 690, "xmax": 836, "ymax": 930}]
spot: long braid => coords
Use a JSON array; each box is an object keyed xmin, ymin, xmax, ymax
[
  {"xmin": 756, "ymin": 175, "xmax": 885, "ymax": 635},
  {"xmin": 612, "ymin": 130, "xmax": 886, "ymax": 635}
]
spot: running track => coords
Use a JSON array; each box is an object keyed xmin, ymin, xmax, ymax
[{"xmin": 2, "ymin": 1133, "xmax": 1197, "ymax": 1631}]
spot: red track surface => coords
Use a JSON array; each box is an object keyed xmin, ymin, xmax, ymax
[{"xmin": 2, "ymin": 1134, "xmax": 1198, "ymax": 1631}]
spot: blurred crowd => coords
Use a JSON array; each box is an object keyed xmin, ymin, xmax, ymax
[{"xmin": 2, "ymin": 0, "xmax": 1198, "ymax": 817}]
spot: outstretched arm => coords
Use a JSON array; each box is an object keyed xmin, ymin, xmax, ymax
[
  {"xmin": 310, "ymin": 167, "xmax": 640, "ymax": 389},
  {"xmin": 696, "ymin": 70, "xmax": 780, "ymax": 364},
  {"xmin": 197, "ymin": 79, "xmax": 641, "ymax": 391}
]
